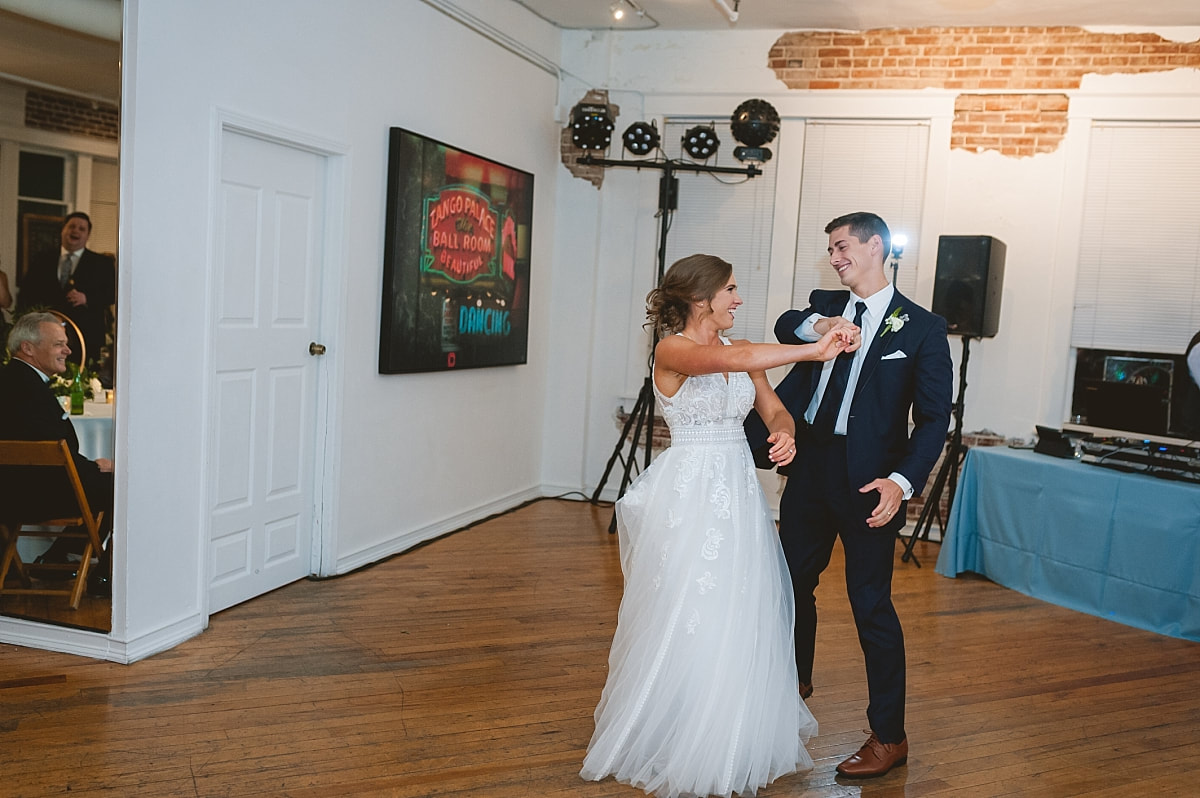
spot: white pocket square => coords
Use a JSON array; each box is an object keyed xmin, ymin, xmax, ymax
[{"xmin": 881, "ymin": 350, "xmax": 907, "ymax": 360}]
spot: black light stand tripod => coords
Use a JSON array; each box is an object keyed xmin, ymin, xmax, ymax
[
  {"xmin": 901, "ymin": 335, "xmax": 973, "ymax": 566},
  {"xmin": 585, "ymin": 154, "xmax": 762, "ymax": 531}
]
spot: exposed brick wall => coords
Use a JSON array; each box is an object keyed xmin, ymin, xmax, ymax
[
  {"xmin": 25, "ymin": 89, "xmax": 119, "ymax": 142},
  {"xmin": 561, "ymin": 89, "xmax": 617, "ymax": 188},
  {"xmin": 953, "ymin": 93, "xmax": 1069, "ymax": 156},
  {"xmin": 769, "ymin": 27, "xmax": 1200, "ymax": 157}
]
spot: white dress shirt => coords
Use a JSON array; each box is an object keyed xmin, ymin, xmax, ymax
[
  {"xmin": 61, "ymin": 247, "xmax": 83, "ymax": 281},
  {"xmin": 794, "ymin": 283, "xmax": 914, "ymax": 499}
]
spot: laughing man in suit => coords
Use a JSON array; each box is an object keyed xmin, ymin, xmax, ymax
[
  {"xmin": 745, "ymin": 211, "xmax": 952, "ymax": 778},
  {"xmin": 17, "ymin": 211, "xmax": 116, "ymax": 368}
]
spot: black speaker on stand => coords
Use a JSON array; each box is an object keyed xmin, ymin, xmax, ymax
[
  {"xmin": 931, "ymin": 235, "xmax": 1006, "ymax": 338},
  {"xmin": 901, "ymin": 235, "xmax": 1005, "ymax": 566}
]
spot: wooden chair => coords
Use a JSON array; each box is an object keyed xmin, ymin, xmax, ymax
[{"xmin": 0, "ymin": 440, "xmax": 106, "ymax": 609}]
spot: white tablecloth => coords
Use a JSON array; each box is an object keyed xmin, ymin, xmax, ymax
[{"xmin": 71, "ymin": 400, "xmax": 114, "ymax": 460}]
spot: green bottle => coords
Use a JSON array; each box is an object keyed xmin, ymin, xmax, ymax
[{"xmin": 70, "ymin": 371, "xmax": 85, "ymax": 415}]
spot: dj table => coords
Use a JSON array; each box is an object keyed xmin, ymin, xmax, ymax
[
  {"xmin": 936, "ymin": 445, "xmax": 1200, "ymax": 641},
  {"xmin": 1077, "ymin": 436, "xmax": 1200, "ymax": 484}
]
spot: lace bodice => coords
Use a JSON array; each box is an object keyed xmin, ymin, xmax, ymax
[{"xmin": 653, "ymin": 341, "xmax": 756, "ymax": 432}]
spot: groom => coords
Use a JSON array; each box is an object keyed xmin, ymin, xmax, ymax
[{"xmin": 746, "ymin": 211, "xmax": 952, "ymax": 777}]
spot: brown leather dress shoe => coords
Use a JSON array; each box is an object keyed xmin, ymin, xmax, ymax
[
  {"xmin": 798, "ymin": 681, "xmax": 814, "ymax": 700},
  {"xmin": 836, "ymin": 732, "xmax": 908, "ymax": 778}
]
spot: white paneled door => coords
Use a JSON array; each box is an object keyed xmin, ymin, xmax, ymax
[{"xmin": 207, "ymin": 129, "xmax": 327, "ymax": 613}]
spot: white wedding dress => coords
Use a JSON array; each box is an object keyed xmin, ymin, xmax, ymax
[{"xmin": 581, "ymin": 347, "xmax": 817, "ymax": 798}]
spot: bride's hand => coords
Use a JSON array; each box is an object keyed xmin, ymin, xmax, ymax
[
  {"xmin": 812, "ymin": 325, "xmax": 861, "ymax": 361},
  {"xmin": 837, "ymin": 326, "xmax": 862, "ymax": 353}
]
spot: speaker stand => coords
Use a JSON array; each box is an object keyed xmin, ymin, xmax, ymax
[{"xmin": 901, "ymin": 335, "xmax": 972, "ymax": 567}]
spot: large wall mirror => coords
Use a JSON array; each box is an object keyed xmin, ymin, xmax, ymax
[{"xmin": 0, "ymin": 0, "xmax": 121, "ymax": 633}]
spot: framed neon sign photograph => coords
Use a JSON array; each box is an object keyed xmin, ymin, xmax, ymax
[{"xmin": 379, "ymin": 127, "xmax": 533, "ymax": 373}]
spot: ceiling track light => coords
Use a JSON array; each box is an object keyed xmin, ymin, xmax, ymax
[
  {"xmin": 712, "ymin": 0, "xmax": 740, "ymax": 24},
  {"xmin": 611, "ymin": 0, "xmax": 646, "ymax": 22}
]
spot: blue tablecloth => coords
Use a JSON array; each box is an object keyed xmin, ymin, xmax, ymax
[{"xmin": 936, "ymin": 446, "xmax": 1200, "ymax": 641}]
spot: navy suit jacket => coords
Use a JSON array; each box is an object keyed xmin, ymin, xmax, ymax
[
  {"xmin": 17, "ymin": 247, "xmax": 116, "ymax": 366},
  {"xmin": 0, "ymin": 359, "xmax": 106, "ymax": 518},
  {"xmin": 746, "ymin": 288, "xmax": 953, "ymax": 495}
]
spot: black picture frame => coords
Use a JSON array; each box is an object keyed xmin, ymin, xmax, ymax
[{"xmin": 379, "ymin": 127, "xmax": 533, "ymax": 374}]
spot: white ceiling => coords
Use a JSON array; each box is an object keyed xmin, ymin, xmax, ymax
[
  {"xmin": 0, "ymin": 6, "xmax": 120, "ymax": 104},
  {"xmin": 514, "ymin": 0, "xmax": 1200, "ymax": 31},
  {"xmin": 1, "ymin": 0, "xmax": 1198, "ymax": 106}
]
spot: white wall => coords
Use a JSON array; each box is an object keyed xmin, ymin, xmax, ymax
[{"xmin": 95, "ymin": 0, "xmax": 562, "ymax": 660}]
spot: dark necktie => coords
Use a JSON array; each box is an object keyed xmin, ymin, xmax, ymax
[
  {"xmin": 59, "ymin": 253, "xmax": 74, "ymax": 288},
  {"xmin": 811, "ymin": 300, "xmax": 867, "ymax": 441}
]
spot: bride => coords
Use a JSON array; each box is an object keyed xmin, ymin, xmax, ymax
[{"xmin": 581, "ymin": 254, "xmax": 860, "ymax": 797}]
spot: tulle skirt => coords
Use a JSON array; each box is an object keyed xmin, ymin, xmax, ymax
[{"xmin": 581, "ymin": 431, "xmax": 817, "ymax": 797}]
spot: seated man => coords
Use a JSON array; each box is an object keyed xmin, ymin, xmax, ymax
[{"xmin": 0, "ymin": 312, "xmax": 113, "ymax": 573}]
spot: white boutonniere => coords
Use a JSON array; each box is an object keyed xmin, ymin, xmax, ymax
[{"xmin": 879, "ymin": 306, "xmax": 910, "ymax": 338}]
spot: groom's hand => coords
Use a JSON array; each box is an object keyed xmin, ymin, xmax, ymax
[
  {"xmin": 861, "ymin": 478, "xmax": 903, "ymax": 528},
  {"xmin": 813, "ymin": 315, "xmax": 853, "ymax": 336}
]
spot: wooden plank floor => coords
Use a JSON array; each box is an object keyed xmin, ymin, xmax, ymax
[
  {"xmin": 2, "ymin": 497, "xmax": 1198, "ymax": 797},
  {"xmin": 1, "ymin": 577, "xmax": 112, "ymax": 633}
]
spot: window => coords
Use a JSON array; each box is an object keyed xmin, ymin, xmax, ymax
[
  {"xmin": 661, "ymin": 118, "xmax": 778, "ymax": 342},
  {"xmin": 1072, "ymin": 123, "xmax": 1200, "ymax": 354},
  {"xmin": 1070, "ymin": 123, "xmax": 1200, "ymax": 437},
  {"xmin": 16, "ymin": 150, "xmax": 68, "ymax": 286},
  {"xmin": 792, "ymin": 121, "xmax": 929, "ymax": 307}
]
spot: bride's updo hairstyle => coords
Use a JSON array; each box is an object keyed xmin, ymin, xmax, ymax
[{"xmin": 646, "ymin": 254, "xmax": 733, "ymax": 338}]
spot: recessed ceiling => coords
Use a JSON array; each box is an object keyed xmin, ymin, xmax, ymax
[
  {"xmin": 512, "ymin": 0, "xmax": 1200, "ymax": 31},
  {"xmin": 0, "ymin": 6, "xmax": 120, "ymax": 104}
]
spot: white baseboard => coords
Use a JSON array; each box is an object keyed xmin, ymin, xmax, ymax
[
  {"xmin": 0, "ymin": 610, "xmax": 207, "ymax": 664},
  {"xmin": 332, "ymin": 485, "xmax": 547, "ymax": 575},
  {"xmin": 116, "ymin": 612, "xmax": 209, "ymax": 663},
  {"xmin": 0, "ymin": 616, "xmax": 121, "ymax": 662}
]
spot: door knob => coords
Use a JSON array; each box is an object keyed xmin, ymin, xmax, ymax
[{"xmin": 309, "ymin": 342, "xmax": 326, "ymax": 356}]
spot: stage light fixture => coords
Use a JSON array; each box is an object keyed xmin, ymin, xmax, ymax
[
  {"xmin": 571, "ymin": 102, "xmax": 615, "ymax": 151},
  {"xmin": 681, "ymin": 124, "xmax": 720, "ymax": 160},
  {"xmin": 622, "ymin": 121, "xmax": 660, "ymax": 156},
  {"xmin": 730, "ymin": 98, "xmax": 780, "ymax": 163},
  {"xmin": 889, "ymin": 233, "xmax": 907, "ymax": 284}
]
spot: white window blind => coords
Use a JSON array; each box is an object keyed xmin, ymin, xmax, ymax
[
  {"xmin": 660, "ymin": 118, "xmax": 778, "ymax": 342},
  {"xmin": 792, "ymin": 121, "xmax": 929, "ymax": 308},
  {"xmin": 1072, "ymin": 123, "xmax": 1200, "ymax": 355}
]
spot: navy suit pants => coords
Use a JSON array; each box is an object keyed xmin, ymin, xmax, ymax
[{"xmin": 779, "ymin": 434, "xmax": 906, "ymax": 744}]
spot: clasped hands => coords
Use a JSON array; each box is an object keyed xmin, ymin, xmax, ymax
[{"xmin": 813, "ymin": 316, "xmax": 862, "ymax": 360}]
